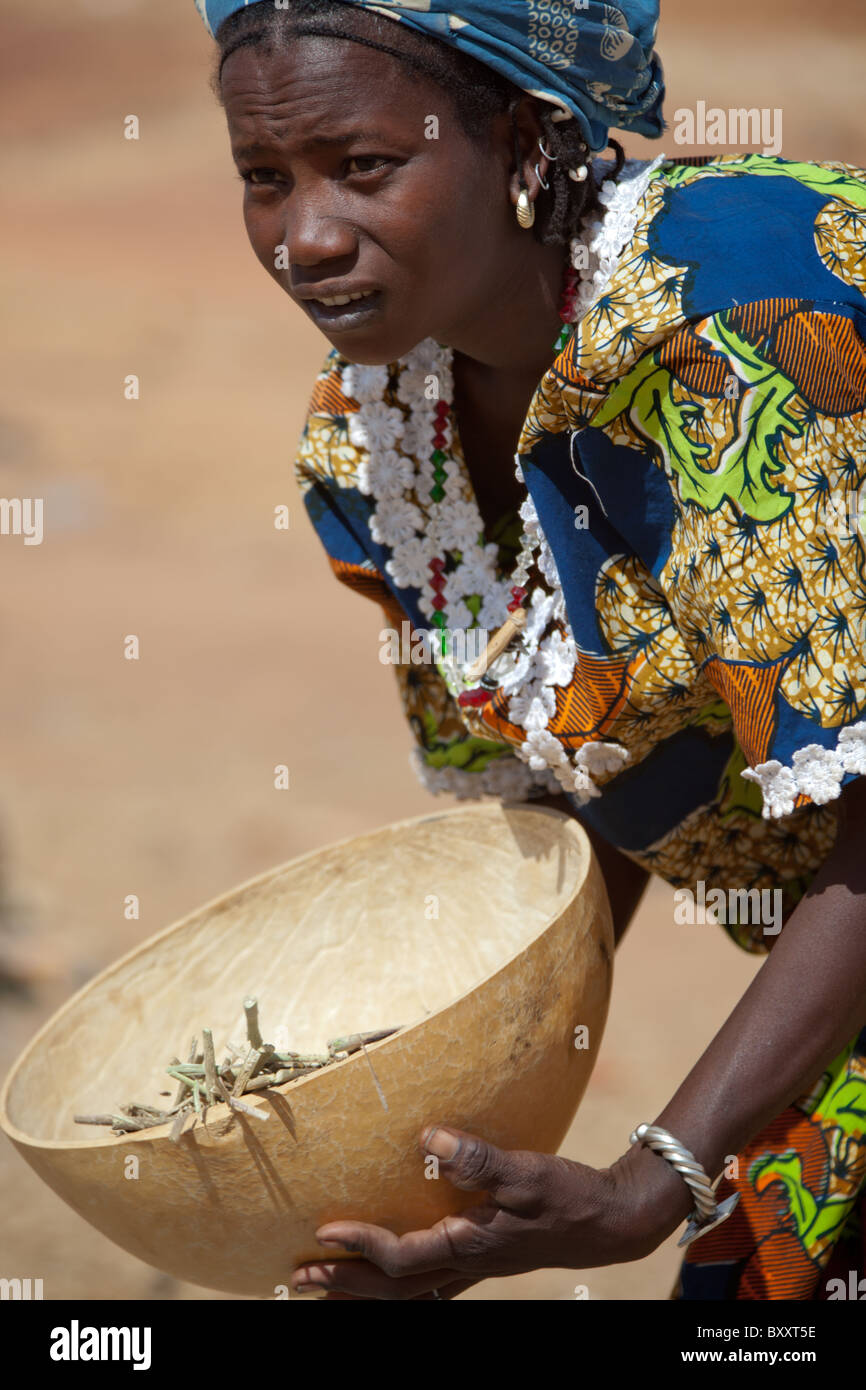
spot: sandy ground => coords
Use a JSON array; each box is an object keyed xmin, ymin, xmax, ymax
[{"xmin": 0, "ymin": 0, "xmax": 862, "ymax": 1300}]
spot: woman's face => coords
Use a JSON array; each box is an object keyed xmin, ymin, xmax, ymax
[{"xmin": 220, "ymin": 35, "xmax": 521, "ymax": 364}]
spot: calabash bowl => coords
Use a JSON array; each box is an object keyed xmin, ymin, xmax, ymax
[{"xmin": 1, "ymin": 802, "xmax": 613, "ymax": 1296}]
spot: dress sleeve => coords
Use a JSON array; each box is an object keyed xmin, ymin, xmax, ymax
[
  {"xmin": 586, "ymin": 298, "xmax": 866, "ymax": 819},
  {"xmin": 293, "ymin": 353, "xmax": 560, "ymax": 802}
]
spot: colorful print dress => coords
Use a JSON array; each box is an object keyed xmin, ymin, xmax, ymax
[{"xmin": 294, "ymin": 153, "xmax": 866, "ymax": 1299}]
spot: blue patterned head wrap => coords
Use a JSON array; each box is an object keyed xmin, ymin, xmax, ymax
[{"xmin": 196, "ymin": 1, "xmax": 664, "ymax": 153}]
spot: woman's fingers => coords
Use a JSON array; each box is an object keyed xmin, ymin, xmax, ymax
[
  {"xmin": 303, "ymin": 1210, "xmax": 473, "ymax": 1279},
  {"xmin": 294, "ymin": 1258, "xmax": 466, "ymax": 1300},
  {"xmin": 295, "ymin": 1128, "xmax": 563, "ymax": 1298},
  {"xmin": 310, "ymin": 1128, "xmax": 546, "ymax": 1273}
]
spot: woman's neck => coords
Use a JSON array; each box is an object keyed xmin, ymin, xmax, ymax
[
  {"xmin": 446, "ymin": 236, "xmax": 568, "ymax": 385},
  {"xmin": 450, "ymin": 351, "xmax": 544, "ymax": 459}
]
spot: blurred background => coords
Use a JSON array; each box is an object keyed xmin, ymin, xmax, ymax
[{"xmin": 0, "ymin": 0, "xmax": 863, "ymax": 1300}]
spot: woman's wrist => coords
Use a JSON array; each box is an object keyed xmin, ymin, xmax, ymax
[{"xmin": 605, "ymin": 1131, "xmax": 697, "ymax": 1257}]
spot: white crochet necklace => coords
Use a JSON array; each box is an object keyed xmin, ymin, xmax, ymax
[{"xmin": 345, "ymin": 154, "xmax": 666, "ymax": 802}]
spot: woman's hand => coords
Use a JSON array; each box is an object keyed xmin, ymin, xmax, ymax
[{"xmin": 290, "ymin": 1123, "xmax": 683, "ymax": 1300}]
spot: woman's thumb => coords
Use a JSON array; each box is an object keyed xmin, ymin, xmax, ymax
[{"xmin": 420, "ymin": 1125, "xmax": 512, "ymax": 1194}]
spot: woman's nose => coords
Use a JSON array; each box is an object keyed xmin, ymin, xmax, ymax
[{"xmin": 279, "ymin": 194, "xmax": 358, "ymax": 268}]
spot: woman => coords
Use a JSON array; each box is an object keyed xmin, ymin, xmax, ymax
[{"xmin": 195, "ymin": 0, "xmax": 866, "ymax": 1300}]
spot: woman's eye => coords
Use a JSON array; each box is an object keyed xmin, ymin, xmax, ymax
[
  {"xmin": 239, "ymin": 157, "xmax": 391, "ymax": 186},
  {"xmin": 241, "ymin": 169, "xmax": 281, "ymax": 186},
  {"xmin": 345, "ymin": 156, "xmax": 390, "ymax": 175}
]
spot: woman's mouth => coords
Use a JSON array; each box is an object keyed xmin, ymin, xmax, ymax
[{"xmin": 302, "ymin": 288, "xmax": 384, "ymax": 330}]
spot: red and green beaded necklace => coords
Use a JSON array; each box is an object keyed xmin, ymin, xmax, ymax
[{"xmin": 426, "ymin": 252, "xmax": 579, "ymax": 667}]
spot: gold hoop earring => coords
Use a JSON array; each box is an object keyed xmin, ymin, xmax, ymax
[{"xmin": 516, "ymin": 187, "xmax": 535, "ymax": 229}]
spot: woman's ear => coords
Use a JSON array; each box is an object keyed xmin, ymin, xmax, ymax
[{"xmin": 503, "ymin": 96, "xmax": 550, "ymax": 208}]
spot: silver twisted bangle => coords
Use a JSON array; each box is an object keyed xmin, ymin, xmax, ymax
[{"xmin": 629, "ymin": 1123, "xmax": 740, "ymax": 1248}]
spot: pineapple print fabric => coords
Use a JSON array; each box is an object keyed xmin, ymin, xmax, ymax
[{"xmin": 513, "ymin": 153, "xmax": 866, "ymax": 945}]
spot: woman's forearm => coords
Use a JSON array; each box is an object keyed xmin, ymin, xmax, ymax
[{"xmin": 613, "ymin": 775, "xmax": 866, "ymax": 1248}]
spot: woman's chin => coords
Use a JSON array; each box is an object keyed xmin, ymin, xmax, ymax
[
  {"xmin": 301, "ymin": 291, "xmax": 437, "ymax": 363},
  {"xmin": 321, "ymin": 325, "xmax": 433, "ymax": 366}
]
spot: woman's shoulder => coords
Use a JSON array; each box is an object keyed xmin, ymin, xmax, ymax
[
  {"xmin": 525, "ymin": 150, "xmax": 866, "ymax": 430},
  {"xmin": 653, "ymin": 151, "xmax": 866, "ymax": 200},
  {"xmin": 294, "ymin": 341, "xmax": 450, "ymax": 492},
  {"xmin": 294, "ymin": 348, "xmax": 369, "ymax": 493},
  {"xmin": 642, "ymin": 153, "xmax": 866, "ymax": 309}
]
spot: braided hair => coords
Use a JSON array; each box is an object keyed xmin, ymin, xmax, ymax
[{"xmin": 211, "ymin": 0, "xmax": 625, "ymax": 247}]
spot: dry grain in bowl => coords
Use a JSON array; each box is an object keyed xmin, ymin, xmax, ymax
[{"xmin": 73, "ymin": 995, "xmax": 402, "ymax": 1141}]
